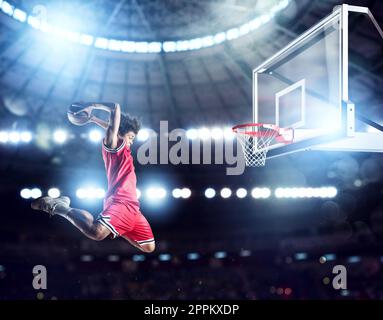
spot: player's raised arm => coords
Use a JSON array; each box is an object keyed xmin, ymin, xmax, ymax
[{"xmin": 103, "ymin": 103, "xmax": 121, "ymax": 149}]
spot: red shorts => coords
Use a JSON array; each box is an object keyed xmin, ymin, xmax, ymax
[{"xmin": 96, "ymin": 201, "xmax": 154, "ymax": 245}]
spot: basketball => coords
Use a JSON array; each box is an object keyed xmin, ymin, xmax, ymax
[{"xmin": 67, "ymin": 103, "xmax": 91, "ymax": 126}]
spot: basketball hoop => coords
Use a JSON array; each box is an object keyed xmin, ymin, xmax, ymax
[{"xmin": 232, "ymin": 123, "xmax": 293, "ymax": 167}]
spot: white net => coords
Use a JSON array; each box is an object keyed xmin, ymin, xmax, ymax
[{"xmin": 234, "ymin": 124, "xmax": 280, "ymax": 167}]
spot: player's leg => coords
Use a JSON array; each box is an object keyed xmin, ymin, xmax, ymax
[
  {"xmin": 122, "ymin": 235, "xmax": 155, "ymax": 253},
  {"xmin": 31, "ymin": 196, "xmax": 110, "ymax": 241},
  {"xmin": 122, "ymin": 212, "xmax": 155, "ymax": 253}
]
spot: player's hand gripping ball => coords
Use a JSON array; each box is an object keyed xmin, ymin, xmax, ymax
[{"xmin": 67, "ymin": 103, "xmax": 93, "ymax": 126}]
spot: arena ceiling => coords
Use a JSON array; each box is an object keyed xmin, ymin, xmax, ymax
[{"xmin": 0, "ymin": 0, "xmax": 382, "ymax": 131}]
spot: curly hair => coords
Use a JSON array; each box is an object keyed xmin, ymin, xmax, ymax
[{"xmin": 118, "ymin": 113, "xmax": 141, "ymax": 136}]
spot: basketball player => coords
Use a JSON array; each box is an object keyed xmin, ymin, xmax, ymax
[{"xmin": 31, "ymin": 103, "xmax": 155, "ymax": 253}]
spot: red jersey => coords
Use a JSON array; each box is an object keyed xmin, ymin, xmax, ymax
[{"xmin": 102, "ymin": 138, "xmax": 140, "ymax": 213}]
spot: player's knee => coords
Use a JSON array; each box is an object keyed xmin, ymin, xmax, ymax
[
  {"xmin": 141, "ymin": 242, "xmax": 155, "ymax": 253},
  {"xmin": 92, "ymin": 232, "xmax": 107, "ymax": 241},
  {"xmin": 91, "ymin": 224, "xmax": 110, "ymax": 241}
]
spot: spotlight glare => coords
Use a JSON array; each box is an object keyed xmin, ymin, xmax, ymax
[
  {"xmin": 186, "ymin": 129, "xmax": 198, "ymax": 140},
  {"xmin": 20, "ymin": 131, "xmax": 32, "ymax": 143},
  {"xmin": 251, "ymin": 188, "xmax": 261, "ymax": 199},
  {"xmin": 214, "ymin": 251, "xmax": 227, "ymax": 259},
  {"xmin": 136, "ymin": 188, "xmax": 141, "ymax": 199},
  {"xmin": 148, "ymin": 42, "xmax": 162, "ymax": 53},
  {"xmin": 327, "ymin": 187, "xmax": 338, "ymax": 198},
  {"xmin": 181, "ymin": 188, "xmax": 191, "ymax": 199},
  {"xmin": 80, "ymin": 34, "xmax": 94, "ymax": 46},
  {"xmin": 13, "ymin": 8, "xmax": 26, "ymax": 22},
  {"xmin": 76, "ymin": 188, "xmax": 86, "ymax": 199},
  {"xmin": 95, "ymin": 188, "xmax": 105, "ymax": 199},
  {"xmin": 147, "ymin": 187, "xmax": 166, "ymax": 200},
  {"xmin": 136, "ymin": 42, "xmax": 149, "ymax": 53},
  {"xmin": 137, "ymin": 129, "xmax": 150, "ymax": 142},
  {"xmin": 20, "ymin": 188, "xmax": 31, "ymax": 199},
  {"xmin": 108, "ymin": 39, "xmax": 121, "ymax": 51},
  {"xmin": 198, "ymin": 128, "xmax": 211, "ymax": 140},
  {"xmin": 48, "ymin": 188, "xmax": 60, "ymax": 199},
  {"xmin": 220, "ymin": 188, "xmax": 232, "ymax": 199},
  {"xmin": 187, "ymin": 253, "xmax": 200, "ymax": 260},
  {"xmin": 163, "ymin": 41, "xmax": 177, "ymax": 52},
  {"xmin": 30, "ymin": 188, "xmax": 42, "ymax": 199},
  {"xmin": 87, "ymin": 188, "xmax": 96, "ymax": 199},
  {"xmin": 211, "ymin": 128, "xmax": 223, "ymax": 140},
  {"xmin": 53, "ymin": 130, "xmax": 67, "ymax": 144},
  {"xmin": 158, "ymin": 254, "xmax": 171, "ymax": 261},
  {"xmin": 121, "ymin": 41, "xmax": 136, "ymax": 52},
  {"xmin": 226, "ymin": 28, "xmax": 239, "ymax": 40},
  {"xmin": 214, "ymin": 32, "xmax": 226, "ymax": 44},
  {"xmin": 275, "ymin": 188, "xmax": 284, "ymax": 198},
  {"xmin": 1, "ymin": 1, "xmax": 13, "ymax": 16},
  {"xmin": 9, "ymin": 132, "xmax": 20, "ymax": 143},
  {"xmin": 205, "ymin": 188, "xmax": 216, "ymax": 199},
  {"xmin": 251, "ymin": 187, "xmax": 271, "ymax": 199},
  {"xmin": 157, "ymin": 188, "xmax": 167, "ymax": 199},
  {"xmin": 94, "ymin": 37, "xmax": 109, "ymax": 49},
  {"xmin": 172, "ymin": 188, "xmax": 182, "ymax": 199},
  {"xmin": 236, "ymin": 188, "xmax": 247, "ymax": 198},
  {"xmin": 201, "ymin": 36, "xmax": 214, "ymax": 47},
  {"xmin": 89, "ymin": 130, "xmax": 102, "ymax": 143},
  {"xmin": 132, "ymin": 254, "xmax": 145, "ymax": 262},
  {"xmin": 0, "ymin": 131, "xmax": 9, "ymax": 143},
  {"xmin": 224, "ymin": 127, "xmax": 235, "ymax": 140}
]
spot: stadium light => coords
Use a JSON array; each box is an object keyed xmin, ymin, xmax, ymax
[
  {"xmin": 48, "ymin": 188, "xmax": 61, "ymax": 199},
  {"xmin": 198, "ymin": 128, "xmax": 211, "ymax": 140},
  {"xmin": 186, "ymin": 129, "xmax": 198, "ymax": 140},
  {"xmin": 220, "ymin": 188, "xmax": 232, "ymax": 199},
  {"xmin": 20, "ymin": 131, "xmax": 32, "ymax": 143},
  {"xmin": 89, "ymin": 130, "xmax": 102, "ymax": 143},
  {"xmin": 236, "ymin": 188, "xmax": 247, "ymax": 198},
  {"xmin": 146, "ymin": 187, "xmax": 167, "ymax": 200},
  {"xmin": 172, "ymin": 188, "xmax": 182, "ymax": 199},
  {"xmin": 8, "ymin": 132, "xmax": 20, "ymax": 143},
  {"xmin": 0, "ymin": 131, "xmax": 9, "ymax": 143},
  {"xmin": 76, "ymin": 188, "xmax": 86, "ymax": 199},
  {"xmin": 211, "ymin": 128, "xmax": 223, "ymax": 140},
  {"xmin": 53, "ymin": 130, "xmax": 67, "ymax": 144},
  {"xmin": 240, "ymin": 249, "xmax": 251, "ymax": 257},
  {"xmin": 205, "ymin": 188, "xmax": 216, "ymax": 199},
  {"xmin": 30, "ymin": 188, "xmax": 42, "ymax": 199},
  {"xmin": 294, "ymin": 252, "xmax": 308, "ymax": 261},
  {"xmin": 158, "ymin": 254, "xmax": 171, "ymax": 261},
  {"xmin": 137, "ymin": 129, "xmax": 150, "ymax": 142},
  {"xmin": 274, "ymin": 187, "xmax": 337, "ymax": 199},
  {"xmin": 6, "ymin": 0, "xmax": 289, "ymax": 53},
  {"xmin": 20, "ymin": 188, "xmax": 31, "ymax": 199},
  {"xmin": 348, "ymin": 256, "xmax": 361, "ymax": 263},
  {"xmin": 76, "ymin": 187, "xmax": 105, "ymax": 200},
  {"xmin": 214, "ymin": 251, "xmax": 227, "ymax": 259},
  {"xmin": 251, "ymin": 188, "xmax": 271, "ymax": 199},
  {"xmin": 94, "ymin": 37, "xmax": 108, "ymax": 49},
  {"xmin": 181, "ymin": 188, "xmax": 191, "ymax": 199},
  {"xmin": 1, "ymin": 1, "xmax": 13, "ymax": 16},
  {"xmin": 132, "ymin": 254, "xmax": 145, "ymax": 262},
  {"xmin": 187, "ymin": 253, "xmax": 200, "ymax": 260},
  {"xmin": 224, "ymin": 127, "xmax": 235, "ymax": 140}
]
